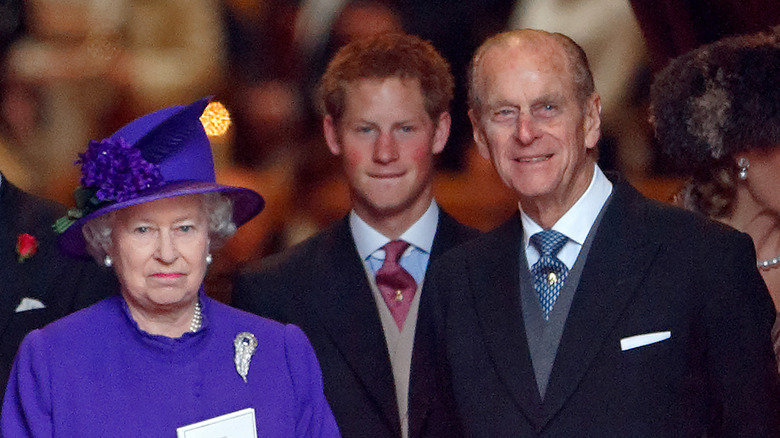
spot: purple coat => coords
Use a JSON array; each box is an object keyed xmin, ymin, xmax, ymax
[{"xmin": 1, "ymin": 293, "xmax": 340, "ymax": 437}]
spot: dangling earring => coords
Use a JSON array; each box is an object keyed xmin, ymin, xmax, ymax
[
  {"xmin": 738, "ymin": 157, "xmax": 750, "ymax": 180},
  {"xmin": 205, "ymin": 254, "xmax": 213, "ymax": 265},
  {"xmin": 103, "ymin": 255, "xmax": 113, "ymax": 267}
]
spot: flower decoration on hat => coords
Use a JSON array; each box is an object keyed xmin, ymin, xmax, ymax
[
  {"xmin": 16, "ymin": 233, "xmax": 38, "ymax": 263},
  {"xmin": 79, "ymin": 137, "xmax": 164, "ymax": 202},
  {"xmin": 53, "ymin": 137, "xmax": 164, "ymax": 233}
]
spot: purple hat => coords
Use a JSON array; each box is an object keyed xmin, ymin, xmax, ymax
[{"xmin": 57, "ymin": 97, "xmax": 265, "ymax": 257}]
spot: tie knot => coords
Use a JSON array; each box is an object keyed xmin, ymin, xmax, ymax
[
  {"xmin": 530, "ymin": 230, "xmax": 568, "ymax": 257},
  {"xmin": 382, "ymin": 240, "xmax": 410, "ymax": 264}
]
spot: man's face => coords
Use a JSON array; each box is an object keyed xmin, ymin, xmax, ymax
[
  {"xmin": 469, "ymin": 37, "xmax": 601, "ymax": 219},
  {"xmin": 324, "ymin": 77, "xmax": 449, "ymax": 223}
]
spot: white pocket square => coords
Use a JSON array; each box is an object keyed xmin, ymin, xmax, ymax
[
  {"xmin": 14, "ymin": 298, "xmax": 46, "ymax": 313},
  {"xmin": 620, "ymin": 331, "xmax": 671, "ymax": 351}
]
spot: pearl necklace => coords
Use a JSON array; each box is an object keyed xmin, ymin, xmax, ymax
[
  {"xmin": 758, "ymin": 253, "xmax": 780, "ymax": 271},
  {"xmin": 189, "ymin": 301, "xmax": 202, "ymax": 333}
]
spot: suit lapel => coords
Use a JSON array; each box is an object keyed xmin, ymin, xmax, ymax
[
  {"xmin": 408, "ymin": 210, "xmax": 476, "ymax": 437},
  {"xmin": 471, "ymin": 216, "xmax": 546, "ymax": 426},
  {"xmin": 540, "ymin": 182, "xmax": 662, "ymax": 424},
  {"xmin": 310, "ymin": 220, "xmax": 401, "ymax": 434},
  {"xmin": 428, "ymin": 210, "xmax": 468, "ymax": 260}
]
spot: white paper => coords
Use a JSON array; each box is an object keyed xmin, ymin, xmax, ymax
[
  {"xmin": 620, "ymin": 331, "xmax": 671, "ymax": 351},
  {"xmin": 176, "ymin": 407, "xmax": 257, "ymax": 438}
]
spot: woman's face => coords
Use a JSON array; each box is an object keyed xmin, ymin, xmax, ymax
[
  {"xmin": 109, "ymin": 195, "xmax": 210, "ymax": 314},
  {"xmin": 740, "ymin": 147, "xmax": 780, "ymax": 215}
]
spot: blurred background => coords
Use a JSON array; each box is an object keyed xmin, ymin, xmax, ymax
[{"xmin": 0, "ymin": 0, "xmax": 777, "ymax": 300}]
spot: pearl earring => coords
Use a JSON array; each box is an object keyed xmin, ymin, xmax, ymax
[
  {"xmin": 738, "ymin": 157, "xmax": 750, "ymax": 180},
  {"xmin": 206, "ymin": 254, "xmax": 213, "ymax": 265},
  {"xmin": 103, "ymin": 255, "xmax": 113, "ymax": 267}
]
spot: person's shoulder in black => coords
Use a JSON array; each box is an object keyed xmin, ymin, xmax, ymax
[{"xmin": 0, "ymin": 176, "xmax": 118, "ymax": 396}]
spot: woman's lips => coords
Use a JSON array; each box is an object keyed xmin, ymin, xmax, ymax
[{"xmin": 151, "ymin": 273, "xmax": 184, "ymax": 279}]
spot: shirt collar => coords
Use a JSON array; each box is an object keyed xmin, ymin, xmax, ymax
[
  {"xmin": 351, "ymin": 200, "xmax": 439, "ymax": 260},
  {"xmin": 521, "ymin": 164, "xmax": 612, "ymax": 248}
]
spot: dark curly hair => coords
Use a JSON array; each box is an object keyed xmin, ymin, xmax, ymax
[
  {"xmin": 650, "ymin": 29, "xmax": 780, "ymax": 218},
  {"xmin": 316, "ymin": 33, "xmax": 454, "ymax": 123}
]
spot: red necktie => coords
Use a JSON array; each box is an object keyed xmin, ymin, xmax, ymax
[{"xmin": 375, "ymin": 240, "xmax": 417, "ymax": 330}]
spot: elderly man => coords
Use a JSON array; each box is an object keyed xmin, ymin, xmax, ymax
[
  {"xmin": 427, "ymin": 29, "xmax": 780, "ymax": 437},
  {"xmin": 234, "ymin": 33, "xmax": 476, "ymax": 438}
]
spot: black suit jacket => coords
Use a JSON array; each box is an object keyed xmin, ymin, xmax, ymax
[
  {"xmin": 233, "ymin": 210, "xmax": 478, "ymax": 438},
  {"xmin": 428, "ymin": 180, "xmax": 780, "ymax": 437},
  {"xmin": 0, "ymin": 179, "xmax": 117, "ymax": 396}
]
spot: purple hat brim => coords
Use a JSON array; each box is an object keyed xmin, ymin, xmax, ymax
[{"xmin": 58, "ymin": 181, "xmax": 264, "ymax": 258}]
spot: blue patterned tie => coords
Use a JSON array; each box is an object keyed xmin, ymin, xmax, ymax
[{"xmin": 530, "ymin": 230, "xmax": 569, "ymax": 320}]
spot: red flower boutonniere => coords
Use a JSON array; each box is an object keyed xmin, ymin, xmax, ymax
[{"xmin": 16, "ymin": 233, "xmax": 38, "ymax": 263}]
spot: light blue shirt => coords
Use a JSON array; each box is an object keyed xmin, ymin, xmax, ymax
[
  {"xmin": 521, "ymin": 164, "xmax": 613, "ymax": 269},
  {"xmin": 350, "ymin": 202, "xmax": 439, "ymax": 285}
]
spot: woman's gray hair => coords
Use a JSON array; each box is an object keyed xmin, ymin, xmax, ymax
[{"xmin": 82, "ymin": 192, "xmax": 237, "ymax": 263}]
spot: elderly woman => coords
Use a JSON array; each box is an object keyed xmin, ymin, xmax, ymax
[
  {"xmin": 650, "ymin": 30, "xmax": 780, "ymax": 364},
  {"xmin": 0, "ymin": 98, "xmax": 340, "ymax": 437}
]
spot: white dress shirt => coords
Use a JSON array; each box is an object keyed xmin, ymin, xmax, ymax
[
  {"xmin": 522, "ymin": 164, "xmax": 613, "ymax": 269},
  {"xmin": 350, "ymin": 201, "xmax": 439, "ymax": 284}
]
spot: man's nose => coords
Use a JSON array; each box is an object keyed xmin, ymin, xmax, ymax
[
  {"xmin": 373, "ymin": 132, "xmax": 399, "ymax": 163},
  {"xmin": 515, "ymin": 114, "xmax": 541, "ymax": 145}
]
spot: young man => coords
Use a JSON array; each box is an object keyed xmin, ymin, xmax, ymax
[
  {"xmin": 233, "ymin": 33, "xmax": 476, "ymax": 438},
  {"xmin": 426, "ymin": 29, "xmax": 780, "ymax": 436}
]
